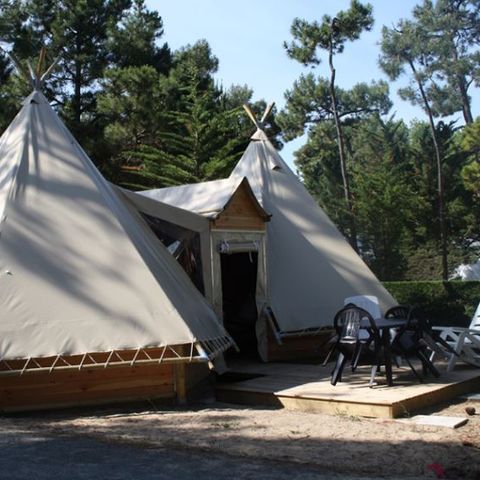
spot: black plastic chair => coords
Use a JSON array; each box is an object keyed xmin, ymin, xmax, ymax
[
  {"xmin": 385, "ymin": 305, "xmax": 412, "ymax": 322},
  {"xmin": 330, "ymin": 305, "xmax": 380, "ymax": 386},
  {"xmin": 385, "ymin": 305, "xmax": 440, "ymax": 381}
]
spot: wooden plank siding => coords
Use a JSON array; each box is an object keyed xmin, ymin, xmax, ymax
[
  {"xmin": 0, "ymin": 363, "xmax": 175, "ymax": 412},
  {"xmin": 212, "ymin": 182, "xmax": 267, "ymax": 231}
]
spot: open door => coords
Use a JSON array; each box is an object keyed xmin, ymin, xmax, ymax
[{"xmin": 220, "ymin": 252, "xmax": 259, "ymax": 356}]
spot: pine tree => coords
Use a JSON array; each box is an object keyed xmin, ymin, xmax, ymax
[
  {"xmin": 412, "ymin": 0, "xmax": 480, "ymax": 124},
  {"xmin": 380, "ymin": 20, "xmax": 450, "ymax": 279},
  {"xmin": 282, "ymin": 1, "xmax": 383, "ymax": 251}
]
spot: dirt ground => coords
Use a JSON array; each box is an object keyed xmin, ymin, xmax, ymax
[{"xmin": 3, "ymin": 393, "xmax": 479, "ymax": 480}]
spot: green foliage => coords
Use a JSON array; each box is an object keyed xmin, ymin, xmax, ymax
[
  {"xmin": 411, "ymin": 0, "xmax": 480, "ymax": 123},
  {"xmin": 401, "ymin": 241, "xmax": 473, "ymax": 280},
  {"xmin": 169, "ymin": 40, "xmax": 219, "ymax": 98},
  {"xmin": 96, "ymin": 40, "xmax": 281, "ymax": 189},
  {"xmin": 405, "ymin": 121, "xmax": 476, "ymax": 278},
  {"xmin": 380, "ymin": 0, "xmax": 480, "ymax": 124},
  {"xmin": 0, "ymin": 63, "xmax": 30, "ymax": 132},
  {"xmin": 278, "ymin": 74, "xmax": 391, "ymax": 141},
  {"xmin": 380, "ymin": 11, "xmax": 455, "ymax": 279},
  {"xmin": 98, "ymin": 66, "xmax": 172, "ymax": 143},
  {"xmin": 461, "ymin": 161, "xmax": 480, "ymax": 197},
  {"xmin": 284, "ymin": 0, "xmax": 374, "ymax": 64},
  {"xmin": 409, "ymin": 122, "xmax": 465, "ymax": 237},
  {"xmin": 295, "ymin": 109, "xmax": 477, "ymax": 281},
  {"xmin": 107, "ymin": 0, "xmax": 171, "ymax": 73},
  {"xmin": 128, "ymin": 87, "xmax": 248, "ymax": 188},
  {"xmin": 384, "ymin": 280, "xmax": 480, "ymax": 327},
  {"xmin": 461, "ymin": 118, "xmax": 480, "ymax": 155},
  {"xmin": 350, "ymin": 115, "xmax": 414, "ymax": 279},
  {"xmin": 378, "ymin": 1, "xmax": 480, "ymax": 272},
  {"xmin": 1, "ymin": 0, "xmax": 478, "ymax": 284},
  {"xmin": 0, "ymin": 4, "xmax": 280, "ymax": 188},
  {"xmin": 96, "ymin": 65, "xmax": 172, "ymax": 181},
  {"xmin": 282, "ymin": 1, "xmax": 387, "ymax": 249},
  {"xmin": 294, "ymin": 122, "xmax": 349, "ymax": 231},
  {"xmin": 380, "ymin": 20, "xmax": 438, "ymax": 114},
  {"xmin": 0, "ymin": 0, "xmax": 134, "ymax": 165},
  {"xmin": 460, "ymin": 118, "xmax": 480, "ymax": 197}
]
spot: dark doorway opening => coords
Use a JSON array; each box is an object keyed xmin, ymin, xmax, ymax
[{"xmin": 220, "ymin": 252, "xmax": 258, "ymax": 357}]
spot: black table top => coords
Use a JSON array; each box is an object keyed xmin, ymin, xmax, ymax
[{"xmin": 360, "ymin": 318, "xmax": 407, "ymax": 329}]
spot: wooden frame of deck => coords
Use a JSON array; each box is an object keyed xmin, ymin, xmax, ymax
[{"xmin": 215, "ymin": 361, "xmax": 480, "ymax": 418}]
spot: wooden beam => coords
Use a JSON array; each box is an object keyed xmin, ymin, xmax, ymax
[
  {"xmin": 243, "ymin": 104, "xmax": 261, "ymax": 130},
  {"xmin": 26, "ymin": 61, "xmax": 36, "ymax": 86},
  {"xmin": 174, "ymin": 345, "xmax": 188, "ymax": 405},
  {"xmin": 174, "ymin": 364, "xmax": 187, "ymax": 405},
  {"xmin": 260, "ymin": 102, "xmax": 275, "ymax": 123},
  {"xmin": 36, "ymin": 47, "xmax": 47, "ymax": 77},
  {"xmin": 41, "ymin": 55, "xmax": 61, "ymax": 83},
  {"xmin": 215, "ymin": 388, "xmax": 394, "ymax": 418}
]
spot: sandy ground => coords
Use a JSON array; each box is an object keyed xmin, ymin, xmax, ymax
[{"xmin": 3, "ymin": 394, "xmax": 479, "ymax": 480}]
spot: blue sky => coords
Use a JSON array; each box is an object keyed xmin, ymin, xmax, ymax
[{"xmin": 145, "ymin": 0, "xmax": 479, "ymax": 168}]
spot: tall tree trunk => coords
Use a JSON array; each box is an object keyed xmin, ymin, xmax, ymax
[
  {"xmin": 457, "ymin": 73, "xmax": 473, "ymax": 125},
  {"xmin": 409, "ymin": 60, "xmax": 448, "ymax": 280},
  {"xmin": 451, "ymin": 42, "xmax": 473, "ymax": 124},
  {"xmin": 73, "ymin": 65, "xmax": 81, "ymax": 124},
  {"xmin": 73, "ymin": 38, "xmax": 82, "ymax": 125},
  {"xmin": 328, "ymin": 36, "xmax": 358, "ymax": 252}
]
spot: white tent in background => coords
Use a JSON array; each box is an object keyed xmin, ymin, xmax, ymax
[
  {"xmin": 0, "ymin": 62, "xmax": 232, "ymax": 375},
  {"xmin": 451, "ymin": 259, "xmax": 480, "ymax": 281},
  {"xmin": 133, "ymin": 104, "xmax": 396, "ymax": 342}
]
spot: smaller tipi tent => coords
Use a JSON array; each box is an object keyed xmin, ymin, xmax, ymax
[
  {"xmin": 228, "ymin": 127, "xmax": 396, "ymax": 332},
  {"xmin": 0, "ymin": 59, "xmax": 232, "ymax": 379}
]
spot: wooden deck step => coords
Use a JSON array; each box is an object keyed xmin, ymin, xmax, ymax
[{"xmin": 215, "ymin": 361, "xmax": 480, "ymax": 418}]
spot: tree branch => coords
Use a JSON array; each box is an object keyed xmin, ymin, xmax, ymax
[{"xmin": 339, "ymin": 107, "xmax": 379, "ymax": 118}]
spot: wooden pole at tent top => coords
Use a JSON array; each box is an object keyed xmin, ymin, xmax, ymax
[
  {"xmin": 36, "ymin": 47, "xmax": 47, "ymax": 78},
  {"xmin": 242, "ymin": 102, "xmax": 275, "ymax": 130},
  {"xmin": 242, "ymin": 104, "xmax": 261, "ymax": 129},
  {"xmin": 261, "ymin": 102, "xmax": 274, "ymax": 123},
  {"xmin": 0, "ymin": 46, "xmax": 59, "ymax": 90}
]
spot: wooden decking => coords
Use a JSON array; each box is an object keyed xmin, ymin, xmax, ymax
[{"xmin": 215, "ymin": 360, "xmax": 480, "ymax": 418}]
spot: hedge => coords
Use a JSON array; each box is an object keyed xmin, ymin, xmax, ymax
[{"xmin": 382, "ymin": 281, "xmax": 480, "ymax": 327}]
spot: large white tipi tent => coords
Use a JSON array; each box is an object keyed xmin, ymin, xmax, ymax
[
  {"xmin": 136, "ymin": 107, "xmax": 396, "ymax": 334},
  {"xmin": 0, "ymin": 75, "xmax": 231, "ymax": 373}
]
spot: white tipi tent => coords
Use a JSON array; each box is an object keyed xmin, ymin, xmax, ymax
[
  {"xmin": 228, "ymin": 127, "xmax": 396, "ymax": 332},
  {"xmin": 0, "ymin": 75, "xmax": 231, "ymax": 375},
  {"xmin": 134, "ymin": 106, "xmax": 396, "ymax": 335}
]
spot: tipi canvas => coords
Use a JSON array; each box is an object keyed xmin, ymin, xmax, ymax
[
  {"xmin": 135, "ymin": 119, "xmax": 396, "ymax": 335},
  {"xmin": 0, "ymin": 88, "xmax": 231, "ymax": 375},
  {"xmin": 229, "ymin": 127, "xmax": 396, "ymax": 332}
]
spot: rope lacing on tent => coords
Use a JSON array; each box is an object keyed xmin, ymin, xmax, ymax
[{"xmin": 0, "ymin": 337, "xmax": 234, "ymax": 376}]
